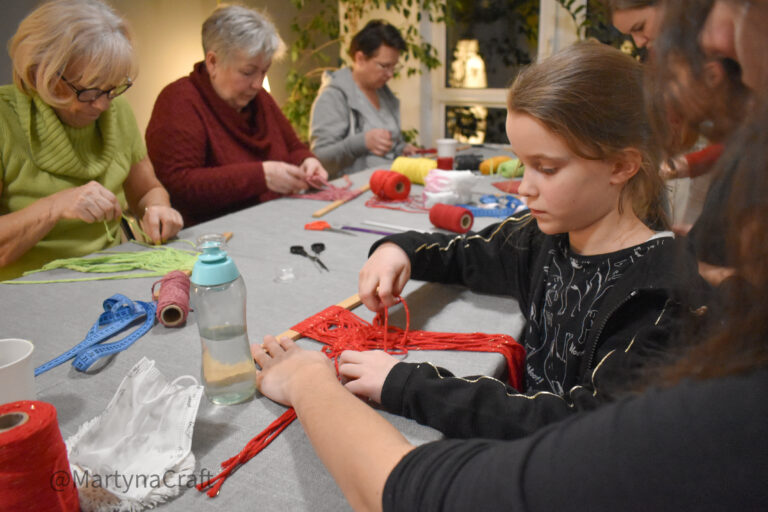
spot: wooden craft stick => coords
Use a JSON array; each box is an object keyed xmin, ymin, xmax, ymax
[
  {"xmin": 275, "ymin": 293, "xmax": 362, "ymax": 341},
  {"xmin": 311, "ymin": 184, "xmax": 371, "ymax": 218}
]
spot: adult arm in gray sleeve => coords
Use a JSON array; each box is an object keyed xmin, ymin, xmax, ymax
[{"xmin": 309, "ymin": 87, "xmax": 368, "ymax": 177}]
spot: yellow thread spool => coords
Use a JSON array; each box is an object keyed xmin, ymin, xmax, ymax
[{"xmin": 391, "ymin": 156, "xmax": 437, "ymax": 185}]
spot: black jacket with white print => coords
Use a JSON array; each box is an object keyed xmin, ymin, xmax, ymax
[{"xmin": 370, "ymin": 211, "xmax": 710, "ymax": 439}]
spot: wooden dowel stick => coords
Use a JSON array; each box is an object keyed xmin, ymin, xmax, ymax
[
  {"xmin": 312, "ymin": 184, "xmax": 370, "ymax": 218},
  {"xmin": 274, "ymin": 293, "xmax": 362, "ymax": 341}
]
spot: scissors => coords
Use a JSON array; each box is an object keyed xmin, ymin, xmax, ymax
[{"xmin": 304, "ymin": 220, "xmax": 356, "ymax": 236}]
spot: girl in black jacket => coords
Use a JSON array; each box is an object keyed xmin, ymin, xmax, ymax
[{"xmin": 338, "ymin": 41, "xmax": 709, "ymax": 440}]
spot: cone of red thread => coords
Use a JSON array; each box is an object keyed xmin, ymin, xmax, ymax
[
  {"xmin": 151, "ymin": 270, "xmax": 191, "ymax": 327},
  {"xmin": 369, "ymin": 170, "xmax": 411, "ymax": 200},
  {"xmin": 0, "ymin": 401, "xmax": 80, "ymax": 511},
  {"xmin": 429, "ymin": 203, "xmax": 474, "ymax": 233}
]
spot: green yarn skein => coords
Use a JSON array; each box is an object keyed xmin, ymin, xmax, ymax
[{"xmin": 498, "ymin": 158, "xmax": 525, "ymax": 178}]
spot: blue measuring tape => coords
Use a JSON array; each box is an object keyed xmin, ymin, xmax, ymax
[
  {"xmin": 34, "ymin": 294, "xmax": 157, "ymax": 376},
  {"xmin": 458, "ymin": 194, "xmax": 526, "ymax": 218}
]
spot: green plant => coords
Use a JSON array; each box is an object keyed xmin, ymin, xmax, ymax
[{"xmin": 283, "ymin": 0, "xmax": 448, "ymax": 142}]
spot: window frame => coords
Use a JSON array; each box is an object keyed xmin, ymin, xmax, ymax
[{"xmin": 424, "ymin": 0, "xmax": 584, "ymax": 143}]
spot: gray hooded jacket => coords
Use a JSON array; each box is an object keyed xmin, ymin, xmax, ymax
[{"xmin": 309, "ymin": 67, "xmax": 406, "ymax": 177}]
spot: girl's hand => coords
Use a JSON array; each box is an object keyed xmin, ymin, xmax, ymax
[
  {"xmin": 358, "ymin": 242, "xmax": 411, "ymax": 312},
  {"xmin": 252, "ymin": 336, "xmax": 336, "ymax": 406},
  {"xmin": 54, "ymin": 181, "xmax": 122, "ymax": 223},
  {"xmin": 338, "ymin": 350, "xmax": 399, "ymax": 403},
  {"xmin": 140, "ymin": 205, "xmax": 183, "ymax": 244}
]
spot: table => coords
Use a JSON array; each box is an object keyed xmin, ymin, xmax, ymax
[{"xmin": 1, "ymin": 164, "xmax": 524, "ymax": 510}]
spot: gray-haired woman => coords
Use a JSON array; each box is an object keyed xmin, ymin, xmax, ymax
[
  {"xmin": 146, "ymin": 4, "xmax": 327, "ymax": 227},
  {"xmin": 0, "ymin": 0, "xmax": 183, "ymax": 281}
]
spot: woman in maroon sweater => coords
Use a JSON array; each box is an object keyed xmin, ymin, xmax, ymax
[{"xmin": 146, "ymin": 5, "xmax": 327, "ymax": 226}]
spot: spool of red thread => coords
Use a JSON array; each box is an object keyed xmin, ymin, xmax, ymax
[
  {"xmin": 369, "ymin": 170, "xmax": 411, "ymax": 200},
  {"xmin": 152, "ymin": 270, "xmax": 191, "ymax": 327},
  {"xmin": 0, "ymin": 401, "xmax": 80, "ymax": 511},
  {"xmin": 429, "ymin": 203, "xmax": 474, "ymax": 233},
  {"xmin": 436, "ymin": 156, "xmax": 453, "ymax": 170}
]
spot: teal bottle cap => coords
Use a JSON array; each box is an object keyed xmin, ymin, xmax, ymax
[{"xmin": 190, "ymin": 245, "xmax": 240, "ymax": 286}]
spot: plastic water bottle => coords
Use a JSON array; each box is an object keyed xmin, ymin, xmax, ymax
[{"xmin": 190, "ymin": 243, "xmax": 257, "ymax": 405}]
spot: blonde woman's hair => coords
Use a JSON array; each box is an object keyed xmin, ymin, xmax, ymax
[
  {"xmin": 202, "ymin": 4, "xmax": 284, "ymax": 63},
  {"xmin": 507, "ymin": 40, "xmax": 666, "ymax": 228},
  {"xmin": 9, "ymin": 0, "xmax": 136, "ymax": 108}
]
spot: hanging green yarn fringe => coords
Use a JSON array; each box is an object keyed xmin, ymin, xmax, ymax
[{"xmin": 1, "ymin": 241, "xmax": 198, "ymax": 284}]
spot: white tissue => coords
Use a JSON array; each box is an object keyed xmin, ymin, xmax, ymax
[
  {"xmin": 423, "ymin": 170, "xmax": 480, "ymax": 207},
  {"xmin": 66, "ymin": 358, "xmax": 203, "ymax": 512}
]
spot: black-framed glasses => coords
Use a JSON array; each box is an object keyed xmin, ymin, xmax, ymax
[{"xmin": 61, "ymin": 76, "xmax": 133, "ymax": 102}]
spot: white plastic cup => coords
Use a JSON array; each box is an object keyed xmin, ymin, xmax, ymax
[
  {"xmin": 0, "ymin": 338, "xmax": 35, "ymax": 405},
  {"xmin": 436, "ymin": 138, "xmax": 458, "ymax": 158}
]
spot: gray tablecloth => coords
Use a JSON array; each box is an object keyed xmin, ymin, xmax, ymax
[{"xmin": 1, "ymin": 163, "xmax": 524, "ymax": 510}]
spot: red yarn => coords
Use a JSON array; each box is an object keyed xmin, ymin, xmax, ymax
[
  {"xmin": 436, "ymin": 157, "xmax": 453, "ymax": 170},
  {"xmin": 196, "ymin": 298, "xmax": 524, "ymax": 497},
  {"xmin": 364, "ymin": 194, "xmax": 428, "ymax": 213},
  {"xmin": 151, "ymin": 270, "xmax": 190, "ymax": 327},
  {"xmin": 290, "ymin": 175, "xmax": 359, "ymax": 202},
  {"xmin": 0, "ymin": 401, "xmax": 80, "ymax": 511},
  {"xmin": 429, "ymin": 203, "xmax": 474, "ymax": 233},
  {"xmin": 369, "ymin": 170, "xmax": 411, "ymax": 200}
]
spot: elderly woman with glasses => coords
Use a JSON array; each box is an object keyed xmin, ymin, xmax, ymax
[
  {"xmin": 309, "ymin": 20, "xmax": 418, "ymax": 177},
  {"xmin": 0, "ymin": 0, "xmax": 183, "ymax": 281},
  {"xmin": 146, "ymin": 5, "xmax": 328, "ymax": 227}
]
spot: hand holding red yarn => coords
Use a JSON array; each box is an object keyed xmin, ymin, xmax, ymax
[
  {"xmin": 338, "ymin": 350, "xmax": 399, "ymax": 403},
  {"xmin": 358, "ymin": 242, "xmax": 411, "ymax": 312},
  {"xmin": 299, "ymin": 157, "xmax": 328, "ymax": 183},
  {"xmin": 263, "ymin": 161, "xmax": 308, "ymax": 194}
]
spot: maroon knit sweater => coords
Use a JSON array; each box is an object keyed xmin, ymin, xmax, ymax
[{"xmin": 146, "ymin": 62, "xmax": 314, "ymax": 226}]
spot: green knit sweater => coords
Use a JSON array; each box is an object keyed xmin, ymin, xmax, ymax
[{"xmin": 0, "ymin": 85, "xmax": 146, "ymax": 280}]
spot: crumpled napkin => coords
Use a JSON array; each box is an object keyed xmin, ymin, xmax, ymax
[{"xmin": 66, "ymin": 357, "xmax": 203, "ymax": 512}]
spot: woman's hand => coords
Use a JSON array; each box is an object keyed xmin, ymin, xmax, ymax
[
  {"xmin": 140, "ymin": 205, "xmax": 183, "ymax": 244},
  {"xmin": 338, "ymin": 350, "xmax": 399, "ymax": 403},
  {"xmin": 53, "ymin": 181, "xmax": 122, "ymax": 223},
  {"xmin": 365, "ymin": 128, "xmax": 393, "ymax": 156},
  {"xmin": 263, "ymin": 161, "xmax": 309, "ymax": 194},
  {"xmin": 401, "ymin": 143, "xmax": 419, "ymax": 156},
  {"xmin": 358, "ymin": 242, "xmax": 411, "ymax": 311},
  {"xmin": 252, "ymin": 336, "xmax": 337, "ymax": 406},
  {"xmin": 300, "ymin": 157, "xmax": 329, "ymax": 183}
]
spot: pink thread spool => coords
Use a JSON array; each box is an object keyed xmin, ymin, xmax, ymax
[{"xmin": 151, "ymin": 270, "xmax": 191, "ymax": 327}]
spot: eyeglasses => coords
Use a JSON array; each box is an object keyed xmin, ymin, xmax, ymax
[
  {"xmin": 374, "ymin": 61, "xmax": 402, "ymax": 74},
  {"xmin": 61, "ymin": 76, "xmax": 133, "ymax": 102}
]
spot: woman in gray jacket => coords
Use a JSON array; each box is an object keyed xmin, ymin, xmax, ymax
[{"xmin": 309, "ymin": 20, "xmax": 417, "ymax": 177}]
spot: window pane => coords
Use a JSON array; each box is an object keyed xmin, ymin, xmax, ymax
[
  {"xmin": 445, "ymin": 105, "xmax": 508, "ymax": 144},
  {"xmin": 446, "ymin": 0, "xmax": 539, "ymax": 89}
]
